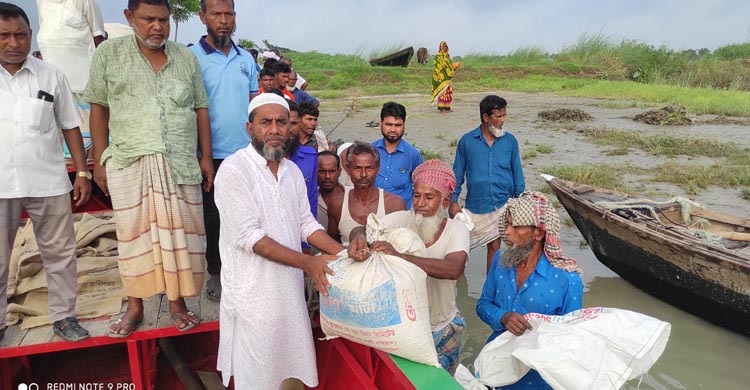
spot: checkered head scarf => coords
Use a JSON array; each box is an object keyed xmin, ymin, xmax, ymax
[
  {"xmin": 411, "ymin": 160, "xmax": 456, "ymax": 195},
  {"xmin": 498, "ymin": 191, "xmax": 582, "ymax": 274}
]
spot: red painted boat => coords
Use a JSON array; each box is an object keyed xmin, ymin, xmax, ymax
[{"xmin": 1, "ymin": 166, "xmax": 461, "ymax": 389}]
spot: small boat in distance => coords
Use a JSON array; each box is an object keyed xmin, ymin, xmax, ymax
[
  {"xmin": 369, "ymin": 47, "xmax": 415, "ymax": 67},
  {"xmin": 543, "ymin": 175, "xmax": 750, "ymax": 335}
]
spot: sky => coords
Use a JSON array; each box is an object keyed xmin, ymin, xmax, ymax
[{"xmin": 16, "ymin": 0, "xmax": 750, "ymax": 56}]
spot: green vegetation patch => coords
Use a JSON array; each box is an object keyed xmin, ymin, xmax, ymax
[
  {"xmin": 579, "ymin": 127, "xmax": 750, "ymax": 164},
  {"xmin": 541, "ymin": 164, "xmax": 639, "ymax": 192},
  {"xmin": 523, "ymin": 144, "xmax": 554, "ymax": 159}
]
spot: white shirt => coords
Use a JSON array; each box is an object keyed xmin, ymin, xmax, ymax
[
  {"xmin": 294, "ymin": 70, "xmax": 307, "ymax": 90},
  {"xmin": 214, "ymin": 145, "xmax": 323, "ymax": 388},
  {"xmin": 0, "ymin": 57, "xmax": 82, "ymax": 199},
  {"xmin": 380, "ymin": 210, "xmax": 471, "ymax": 331},
  {"xmin": 36, "ymin": 0, "xmax": 106, "ymax": 93}
]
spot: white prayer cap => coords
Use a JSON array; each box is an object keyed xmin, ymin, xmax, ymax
[
  {"xmin": 248, "ymin": 93, "xmax": 290, "ymax": 116},
  {"xmin": 261, "ymin": 51, "xmax": 280, "ymax": 60},
  {"xmin": 337, "ymin": 142, "xmax": 353, "ymax": 156}
]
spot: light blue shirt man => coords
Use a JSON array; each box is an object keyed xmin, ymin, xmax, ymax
[
  {"xmin": 192, "ymin": 36, "xmax": 259, "ymax": 158},
  {"xmin": 373, "ymin": 138, "xmax": 424, "ymax": 209}
]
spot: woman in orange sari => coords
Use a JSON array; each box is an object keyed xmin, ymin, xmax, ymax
[{"xmin": 431, "ymin": 41, "xmax": 462, "ymax": 113}]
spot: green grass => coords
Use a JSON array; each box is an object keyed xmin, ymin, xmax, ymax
[
  {"xmin": 285, "ymin": 34, "xmax": 750, "ymax": 116},
  {"xmin": 580, "ymin": 127, "xmax": 750, "ymax": 164},
  {"xmin": 604, "ymin": 147, "xmax": 631, "ymax": 156},
  {"xmin": 541, "ymin": 164, "xmax": 638, "ymax": 192},
  {"xmin": 419, "ymin": 149, "xmax": 443, "ymax": 160},
  {"xmin": 740, "ymin": 188, "xmax": 750, "ymax": 200},
  {"xmin": 497, "ymin": 76, "xmax": 750, "ymax": 116},
  {"xmin": 651, "ymin": 161, "xmax": 750, "ymax": 192},
  {"xmin": 523, "ymin": 144, "xmax": 554, "ymax": 159}
]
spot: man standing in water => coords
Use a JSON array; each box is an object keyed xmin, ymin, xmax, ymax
[
  {"xmin": 476, "ymin": 191, "xmax": 583, "ymax": 390},
  {"xmin": 451, "ymin": 95, "xmax": 525, "ymax": 272}
]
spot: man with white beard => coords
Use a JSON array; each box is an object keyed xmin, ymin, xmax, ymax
[
  {"xmin": 476, "ymin": 191, "xmax": 583, "ymax": 390},
  {"xmin": 348, "ymin": 160, "xmax": 470, "ymax": 375},
  {"xmin": 450, "ymin": 95, "xmax": 525, "ymax": 273}
]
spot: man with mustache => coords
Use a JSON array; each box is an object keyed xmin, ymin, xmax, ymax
[
  {"xmin": 0, "ymin": 2, "xmax": 90, "ymax": 342},
  {"xmin": 327, "ymin": 141, "xmax": 405, "ymax": 245},
  {"xmin": 85, "ymin": 0, "xmax": 213, "ymax": 336},
  {"xmin": 372, "ymin": 102, "xmax": 424, "ymax": 209},
  {"xmin": 191, "ymin": 0, "xmax": 259, "ymax": 302},
  {"xmin": 316, "ymin": 150, "xmax": 345, "ymax": 230},
  {"xmin": 214, "ymin": 93, "xmax": 344, "ymax": 389},
  {"xmin": 348, "ymin": 160, "xmax": 470, "ymax": 375},
  {"xmin": 451, "ymin": 95, "xmax": 525, "ymax": 273},
  {"xmin": 476, "ymin": 191, "xmax": 583, "ymax": 390},
  {"xmin": 287, "ymin": 101, "xmax": 318, "ymax": 256},
  {"xmin": 287, "ymin": 70, "xmax": 319, "ymax": 107}
]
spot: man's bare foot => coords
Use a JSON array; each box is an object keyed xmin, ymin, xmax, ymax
[{"xmin": 108, "ymin": 297, "xmax": 144, "ymax": 337}]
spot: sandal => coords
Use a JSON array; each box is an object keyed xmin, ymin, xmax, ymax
[
  {"xmin": 53, "ymin": 317, "xmax": 90, "ymax": 342},
  {"xmin": 107, "ymin": 316, "xmax": 142, "ymax": 338},
  {"xmin": 171, "ymin": 310, "xmax": 200, "ymax": 332},
  {"xmin": 206, "ymin": 275, "xmax": 221, "ymax": 302}
]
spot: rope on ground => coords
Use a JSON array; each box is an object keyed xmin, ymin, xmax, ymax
[{"xmin": 325, "ymin": 99, "xmax": 355, "ymax": 138}]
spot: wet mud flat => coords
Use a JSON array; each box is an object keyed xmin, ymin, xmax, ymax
[{"xmin": 317, "ymin": 90, "xmax": 750, "ymax": 389}]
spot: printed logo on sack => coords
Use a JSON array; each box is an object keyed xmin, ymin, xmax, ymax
[
  {"xmin": 321, "ymin": 281, "xmax": 401, "ymax": 327},
  {"xmin": 403, "ymin": 290, "xmax": 417, "ymax": 322}
]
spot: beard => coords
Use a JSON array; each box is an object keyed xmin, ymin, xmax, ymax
[
  {"xmin": 488, "ymin": 123, "xmax": 505, "ymax": 138},
  {"xmin": 252, "ymin": 135, "xmax": 287, "ymax": 161},
  {"xmin": 285, "ymin": 85, "xmax": 295, "ymax": 92},
  {"xmin": 382, "ymin": 130, "xmax": 403, "ymax": 144},
  {"xmin": 412, "ymin": 204, "xmax": 448, "ymax": 243},
  {"xmin": 207, "ymin": 24, "xmax": 235, "ymax": 49},
  {"xmin": 500, "ymin": 237, "xmax": 534, "ymax": 269},
  {"xmin": 286, "ymin": 131, "xmax": 300, "ymax": 156},
  {"xmin": 132, "ymin": 27, "xmax": 165, "ymax": 50}
]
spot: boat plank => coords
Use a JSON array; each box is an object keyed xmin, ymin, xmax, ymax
[
  {"xmin": 20, "ymin": 325, "xmax": 57, "ymax": 345},
  {"xmin": 0, "ymin": 325, "xmax": 27, "ymax": 348}
]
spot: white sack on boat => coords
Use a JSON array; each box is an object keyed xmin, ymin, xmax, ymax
[
  {"xmin": 319, "ymin": 215, "xmax": 440, "ymax": 367},
  {"xmin": 474, "ymin": 307, "xmax": 671, "ymax": 390}
]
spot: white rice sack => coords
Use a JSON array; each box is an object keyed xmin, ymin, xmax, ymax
[
  {"xmin": 474, "ymin": 307, "xmax": 671, "ymax": 390},
  {"xmin": 319, "ymin": 214, "xmax": 439, "ymax": 367}
]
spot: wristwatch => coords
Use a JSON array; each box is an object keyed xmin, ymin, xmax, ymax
[{"xmin": 77, "ymin": 171, "xmax": 92, "ymax": 180}]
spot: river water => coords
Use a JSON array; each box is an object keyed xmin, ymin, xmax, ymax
[{"xmin": 455, "ymin": 226, "xmax": 750, "ymax": 390}]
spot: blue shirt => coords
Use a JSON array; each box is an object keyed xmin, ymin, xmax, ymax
[
  {"xmin": 452, "ymin": 126, "xmax": 525, "ymax": 214},
  {"xmin": 291, "ymin": 145, "xmax": 319, "ymax": 250},
  {"xmin": 192, "ymin": 37, "xmax": 259, "ymax": 159},
  {"xmin": 292, "ymin": 88, "xmax": 319, "ymax": 106},
  {"xmin": 372, "ymin": 138, "xmax": 424, "ymax": 209},
  {"xmin": 477, "ymin": 252, "xmax": 583, "ymax": 390}
]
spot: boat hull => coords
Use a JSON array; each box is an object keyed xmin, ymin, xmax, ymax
[{"xmin": 549, "ymin": 179, "xmax": 750, "ymax": 335}]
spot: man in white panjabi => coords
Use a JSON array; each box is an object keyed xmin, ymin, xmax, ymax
[
  {"xmin": 214, "ymin": 93, "xmax": 345, "ymax": 389},
  {"xmin": 36, "ymin": 0, "xmax": 106, "ymax": 93}
]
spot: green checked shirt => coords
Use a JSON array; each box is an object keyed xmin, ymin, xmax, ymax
[{"xmin": 84, "ymin": 36, "xmax": 209, "ymax": 185}]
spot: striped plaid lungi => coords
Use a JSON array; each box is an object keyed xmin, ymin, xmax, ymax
[
  {"xmin": 106, "ymin": 154, "xmax": 206, "ymax": 300},
  {"xmin": 433, "ymin": 314, "xmax": 466, "ymax": 375},
  {"xmin": 458, "ymin": 208, "xmax": 505, "ymax": 249}
]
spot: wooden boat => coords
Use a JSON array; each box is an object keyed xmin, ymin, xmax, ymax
[
  {"xmin": 1, "ymin": 165, "xmax": 461, "ymax": 389},
  {"xmin": 543, "ymin": 175, "xmax": 750, "ymax": 335},
  {"xmin": 369, "ymin": 47, "xmax": 414, "ymax": 67}
]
